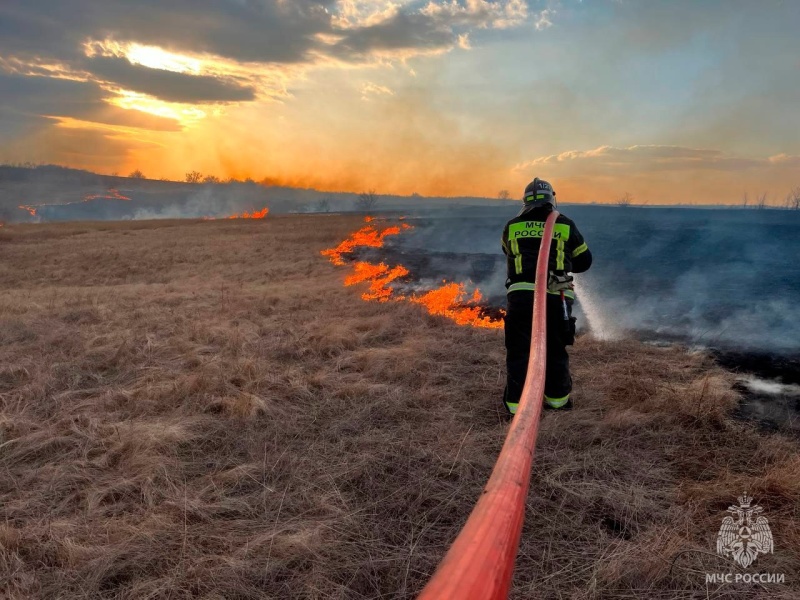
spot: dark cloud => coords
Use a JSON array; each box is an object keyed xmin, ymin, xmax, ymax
[
  {"xmin": 83, "ymin": 56, "xmax": 255, "ymax": 103},
  {"xmin": 330, "ymin": 1, "xmax": 526, "ymax": 59},
  {"xmin": 0, "ymin": 73, "xmax": 104, "ymax": 119},
  {"xmin": 333, "ymin": 11, "xmax": 455, "ymax": 58},
  {"xmin": 0, "ymin": 0, "xmax": 335, "ymax": 65},
  {"xmin": 0, "ymin": 0, "xmax": 510, "ymax": 138},
  {"xmin": 0, "ymin": 73, "xmax": 181, "ymax": 132},
  {"xmin": 0, "ymin": 0, "xmax": 482, "ymax": 129},
  {"xmin": 0, "ymin": 1, "xmax": 504, "ymax": 68}
]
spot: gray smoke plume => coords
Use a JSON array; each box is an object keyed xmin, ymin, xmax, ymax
[{"xmin": 382, "ymin": 204, "xmax": 800, "ymax": 355}]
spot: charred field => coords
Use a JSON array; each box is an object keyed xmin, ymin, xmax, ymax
[{"xmin": 1, "ymin": 216, "xmax": 799, "ymax": 599}]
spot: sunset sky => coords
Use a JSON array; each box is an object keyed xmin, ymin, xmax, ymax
[{"xmin": 1, "ymin": 1, "xmax": 798, "ymax": 204}]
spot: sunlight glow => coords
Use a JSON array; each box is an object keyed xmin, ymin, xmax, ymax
[
  {"xmin": 126, "ymin": 44, "xmax": 202, "ymax": 74},
  {"xmin": 85, "ymin": 39, "xmax": 202, "ymax": 74},
  {"xmin": 110, "ymin": 90, "xmax": 208, "ymax": 125}
]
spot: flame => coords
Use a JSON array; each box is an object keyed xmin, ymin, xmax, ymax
[
  {"xmin": 202, "ymin": 207, "xmax": 270, "ymax": 220},
  {"xmin": 321, "ymin": 223, "xmax": 410, "ymax": 266},
  {"xmin": 345, "ymin": 262, "xmax": 410, "ymax": 301},
  {"xmin": 228, "ymin": 207, "xmax": 269, "ymax": 219},
  {"xmin": 322, "ymin": 217, "xmax": 503, "ymax": 329},
  {"xmin": 411, "ymin": 283, "xmax": 502, "ymax": 329},
  {"xmin": 84, "ymin": 188, "xmax": 131, "ymax": 202},
  {"xmin": 17, "ymin": 188, "xmax": 131, "ymax": 220}
]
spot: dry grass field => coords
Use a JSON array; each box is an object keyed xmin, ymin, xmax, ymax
[{"xmin": 1, "ymin": 216, "xmax": 798, "ymax": 599}]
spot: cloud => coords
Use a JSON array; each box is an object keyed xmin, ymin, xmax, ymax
[
  {"xmin": 330, "ymin": 0, "xmax": 530, "ymax": 60},
  {"xmin": 533, "ymin": 8, "xmax": 554, "ymax": 30},
  {"xmin": 1, "ymin": 1, "xmax": 530, "ymax": 69},
  {"xmin": 0, "ymin": 0, "xmax": 536, "ymax": 138},
  {"xmin": 0, "ymin": 73, "xmax": 103, "ymax": 119},
  {"xmin": 0, "ymin": 1, "xmax": 334, "ymax": 65},
  {"xmin": 0, "ymin": 73, "xmax": 181, "ymax": 132},
  {"xmin": 333, "ymin": 0, "xmax": 413, "ymax": 29},
  {"xmin": 516, "ymin": 144, "xmax": 770, "ymax": 173},
  {"xmin": 332, "ymin": 10, "xmax": 455, "ymax": 58},
  {"xmin": 513, "ymin": 144, "xmax": 800, "ymax": 205},
  {"xmin": 767, "ymin": 154, "xmax": 800, "ymax": 168},
  {"xmin": 361, "ymin": 82, "xmax": 395, "ymax": 100},
  {"xmin": 419, "ymin": 0, "xmax": 529, "ymax": 30},
  {"xmin": 82, "ymin": 56, "xmax": 256, "ymax": 104}
]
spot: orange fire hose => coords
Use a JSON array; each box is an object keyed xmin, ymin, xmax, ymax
[{"xmin": 417, "ymin": 210, "xmax": 560, "ymax": 600}]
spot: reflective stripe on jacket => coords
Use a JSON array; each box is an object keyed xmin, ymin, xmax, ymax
[{"xmin": 501, "ymin": 205, "xmax": 591, "ymax": 291}]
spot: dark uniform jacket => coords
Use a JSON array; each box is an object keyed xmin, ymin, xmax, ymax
[{"xmin": 501, "ymin": 204, "xmax": 592, "ymax": 298}]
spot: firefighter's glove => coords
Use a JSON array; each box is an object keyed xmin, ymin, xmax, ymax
[{"xmin": 548, "ymin": 273, "xmax": 574, "ymax": 292}]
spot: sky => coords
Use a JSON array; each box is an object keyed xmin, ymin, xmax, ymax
[{"xmin": 1, "ymin": 0, "xmax": 798, "ymax": 204}]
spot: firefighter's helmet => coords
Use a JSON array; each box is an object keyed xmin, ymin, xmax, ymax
[{"xmin": 523, "ymin": 178, "xmax": 556, "ymax": 206}]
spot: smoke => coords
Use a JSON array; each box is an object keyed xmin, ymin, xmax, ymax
[
  {"xmin": 740, "ymin": 377, "xmax": 800, "ymax": 397},
  {"xmin": 6, "ymin": 166, "xmax": 799, "ymax": 355},
  {"xmin": 384, "ymin": 204, "xmax": 800, "ymax": 355},
  {"xmin": 130, "ymin": 185, "xmax": 266, "ymax": 220}
]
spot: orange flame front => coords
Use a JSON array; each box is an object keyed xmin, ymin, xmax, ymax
[
  {"xmin": 17, "ymin": 188, "xmax": 131, "ymax": 220},
  {"xmin": 322, "ymin": 217, "xmax": 503, "ymax": 329},
  {"xmin": 228, "ymin": 207, "xmax": 269, "ymax": 219},
  {"xmin": 411, "ymin": 284, "xmax": 502, "ymax": 328},
  {"xmin": 204, "ymin": 207, "xmax": 270, "ymax": 220},
  {"xmin": 345, "ymin": 262, "xmax": 410, "ymax": 302},
  {"xmin": 84, "ymin": 188, "xmax": 131, "ymax": 202},
  {"xmin": 321, "ymin": 221, "xmax": 411, "ymax": 266}
]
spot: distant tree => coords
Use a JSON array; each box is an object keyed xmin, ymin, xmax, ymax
[
  {"xmin": 741, "ymin": 192, "xmax": 749, "ymax": 208},
  {"xmin": 185, "ymin": 171, "xmax": 203, "ymax": 183},
  {"xmin": 355, "ymin": 189, "xmax": 379, "ymax": 211},
  {"xmin": 203, "ymin": 174, "xmax": 221, "ymax": 184},
  {"xmin": 785, "ymin": 187, "xmax": 800, "ymax": 210},
  {"xmin": 411, "ymin": 192, "xmax": 421, "ymax": 198},
  {"xmin": 755, "ymin": 192, "xmax": 767, "ymax": 209},
  {"xmin": 617, "ymin": 192, "xmax": 633, "ymax": 207},
  {"xmin": 128, "ymin": 169, "xmax": 145, "ymax": 179},
  {"xmin": 110, "ymin": 171, "xmax": 119, "ymax": 177},
  {"xmin": 497, "ymin": 189, "xmax": 511, "ymax": 200},
  {"xmin": 316, "ymin": 194, "xmax": 332, "ymax": 213}
]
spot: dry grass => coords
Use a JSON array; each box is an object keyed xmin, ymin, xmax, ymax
[{"xmin": 0, "ymin": 216, "xmax": 798, "ymax": 599}]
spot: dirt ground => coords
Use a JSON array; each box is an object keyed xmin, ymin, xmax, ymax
[{"xmin": 1, "ymin": 216, "xmax": 798, "ymax": 599}]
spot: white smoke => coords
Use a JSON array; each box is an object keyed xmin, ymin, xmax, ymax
[
  {"xmin": 387, "ymin": 204, "xmax": 800, "ymax": 355},
  {"xmin": 740, "ymin": 376, "xmax": 800, "ymax": 396}
]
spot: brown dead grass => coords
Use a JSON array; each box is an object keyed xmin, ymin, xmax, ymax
[{"xmin": 0, "ymin": 216, "xmax": 798, "ymax": 599}]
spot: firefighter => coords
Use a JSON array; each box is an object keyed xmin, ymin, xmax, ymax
[{"xmin": 501, "ymin": 178, "xmax": 592, "ymax": 414}]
